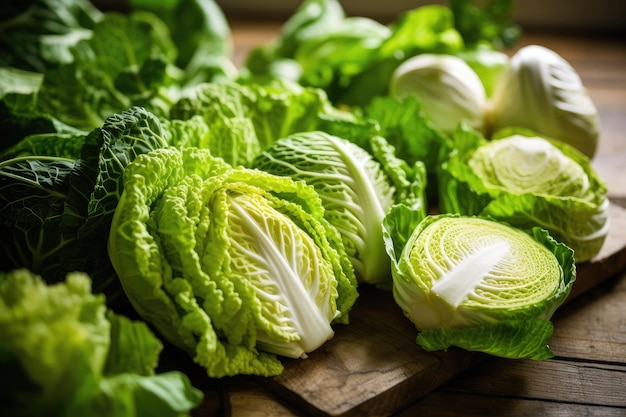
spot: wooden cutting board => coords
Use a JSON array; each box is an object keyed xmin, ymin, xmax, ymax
[{"xmin": 218, "ymin": 202, "xmax": 626, "ymax": 417}]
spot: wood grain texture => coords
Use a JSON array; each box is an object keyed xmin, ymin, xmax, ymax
[
  {"xmin": 193, "ymin": 23, "xmax": 626, "ymax": 417},
  {"xmin": 396, "ymin": 391, "xmax": 626, "ymax": 417},
  {"xmin": 443, "ymin": 359, "xmax": 626, "ymax": 407},
  {"xmin": 260, "ymin": 286, "xmax": 485, "ymax": 417}
]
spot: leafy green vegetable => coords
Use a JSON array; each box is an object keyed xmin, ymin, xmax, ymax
[
  {"xmin": 253, "ymin": 131, "xmax": 426, "ymax": 286},
  {"xmin": 35, "ymin": 11, "xmax": 179, "ymax": 130},
  {"xmin": 390, "ymin": 53, "xmax": 488, "ymax": 135},
  {"xmin": 362, "ymin": 94, "xmax": 450, "ymax": 202},
  {"xmin": 0, "ymin": 0, "xmax": 104, "ymax": 72},
  {"xmin": 129, "ymin": 0, "xmax": 237, "ymax": 85},
  {"xmin": 0, "ymin": 268, "xmax": 203, "ymax": 417},
  {"xmin": 383, "ymin": 213, "xmax": 575, "ymax": 359},
  {"xmin": 338, "ymin": 4, "xmax": 463, "ymax": 106},
  {"xmin": 242, "ymin": 0, "xmax": 517, "ymax": 107},
  {"xmin": 1, "ymin": 0, "xmax": 237, "ymax": 132},
  {"xmin": 108, "ymin": 146, "xmax": 358, "ymax": 377},
  {"xmin": 0, "ymin": 107, "xmax": 169, "ymax": 307},
  {"xmin": 489, "ymin": 45, "xmax": 600, "ymax": 158},
  {"xmin": 0, "ymin": 67, "xmax": 87, "ymax": 153},
  {"xmin": 448, "ymin": 0, "xmax": 520, "ymax": 49},
  {"xmin": 130, "ymin": 0, "xmax": 232, "ymax": 63},
  {"xmin": 438, "ymin": 126, "xmax": 609, "ymax": 262},
  {"xmin": 242, "ymin": 1, "xmax": 460, "ymax": 106},
  {"xmin": 169, "ymin": 80, "xmax": 338, "ymax": 165}
]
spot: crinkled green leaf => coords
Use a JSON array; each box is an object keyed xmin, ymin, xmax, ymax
[
  {"xmin": 170, "ymin": 80, "xmax": 332, "ymax": 162},
  {"xmin": 0, "ymin": 269, "xmax": 203, "ymax": 417},
  {"xmin": 0, "ymin": 107, "xmax": 170, "ymax": 308}
]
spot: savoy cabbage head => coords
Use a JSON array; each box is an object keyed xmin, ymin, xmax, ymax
[{"xmin": 0, "ymin": 106, "xmax": 169, "ymax": 308}]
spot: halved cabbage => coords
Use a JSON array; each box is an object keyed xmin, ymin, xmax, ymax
[
  {"xmin": 383, "ymin": 212, "xmax": 576, "ymax": 360},
  {"xmin": 438, "ymin": 127, "xmax": 609, "ymax": 262},
  {"xmin": 108, "ymin": 147, "xmax": 358, "ymax": 377}
]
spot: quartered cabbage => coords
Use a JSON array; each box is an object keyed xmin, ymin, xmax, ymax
[
  {"xmin": 438, "ymin": 127, "xmax": 609, "ymax": 262},
  {"xmin": 108, "ymin": 147, "xmax": 358, "ymax": 377},
  {"xmin": 383, "ymin": 213, "xmax": 576, "ymax": 360},
  {"xmin": 252, "ymin": 131, "xmax": 427, "ymax": 286}
]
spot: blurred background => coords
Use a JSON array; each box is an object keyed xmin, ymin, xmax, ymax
[
  {"xmin": 214, "ymin": 0, "xmax": 626, "ymax": 33},
  {"xmin": 94, "ymin": 0, "xmax": 626, "ymax": 34}
]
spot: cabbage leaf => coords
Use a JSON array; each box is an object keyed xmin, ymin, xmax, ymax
[
  {"xmin": 0, "ymin": 268, "xmax": 203, "ymax": 417},
  {"xmin": 253, "ymin": 131, "xmax": 426, "ymax": 286},
  {"xmin": 0, "ymin": 107, "xmax": 170, "ymax": 308}
]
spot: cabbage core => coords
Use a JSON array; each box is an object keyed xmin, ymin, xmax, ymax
[
  {"xmin": 397, "ymin": 216, "xmax": 562, "ymax": 329},
  {"xmin": 468, "ymin": 135, "xmax": 591, "ymax": 198}
]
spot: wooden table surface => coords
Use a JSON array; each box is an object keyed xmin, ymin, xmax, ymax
[{"xmin": 196, "ymin": 19, "xmax": 626, "ymax": 417}]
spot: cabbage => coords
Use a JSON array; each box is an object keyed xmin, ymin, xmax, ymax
[
  {"xmin": 108, "ymin": 147, "xmax": 358, "ymax": 377},
  {"xmin": 438, "ymin": 127, "xmax": 609, "ymax": 262},
  {"xmin": 252, "ymin": 131, "xmax": 427, "ymax": 286},
  {"xmin": 456, "ymin": 47, "xmax": 510, "ymax": 97},
  {"xmin": 390, "ymin": 53, "xmax": 488, "ymax": 135},
  {"xmin": 0, "ymin": 107, "xmax": 169, "ymax": 307},
  {"xmin": 0, "ymin": 269, "xmax": 203, "ymax": 417},
  {"xmin": 382, "ymin": 213, "xmax": 576, "ymax": 360},
  {"xmin": 1, "ymin": 0, "xmax": 236, "ymax": 132},
  {"xmin": 168, "ymin": 80, "xmax": 333, "ymax": 166},
  {"xmin": 489, "ymin": 45, "xmax": 600, "ymax": 158}
]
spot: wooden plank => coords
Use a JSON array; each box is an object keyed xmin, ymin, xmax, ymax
[
  {"xmin": 220, "ymin": 204, "xmax": 626, "ymax": 417},
  {"xmin": 397, "ymin": 390, "xmax": 626, "ymax": 417},
  {"xmin": 225, "ymin": 378, "xmax": 305, "ymax": 417},
  {"xmin": 442, "ymin": 358, "xmax": 626, "ymax": 408},
  {"xmin": 259, "ymin": 286, "xmax": 485, "ymax": 417},
  {"xmin": 551, "ymin": 265, "xmax": 626, "ymax": 362}
]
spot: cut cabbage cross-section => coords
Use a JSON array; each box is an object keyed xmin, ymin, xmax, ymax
[{"xmin": 383, "ymin": 212, "xmax": 575, "ymax": 360}]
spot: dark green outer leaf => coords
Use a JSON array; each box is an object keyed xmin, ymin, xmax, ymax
[
  {"xmin": 0, "ymin": 0, "xmax": 103, "ymax": 72},
  {"xmin": 1, "ymin": 107, "xmax": 169, "ymax": 314},
  {"xmin": 0, "ymin": 157, "xmax": 75, "ymax": 279}
]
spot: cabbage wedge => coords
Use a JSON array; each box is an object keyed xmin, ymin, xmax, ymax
[
  {"xmin": 383, "ymin": 212, "xmax": 576, "ymax": 360},
  {"xmin": 108, "ymin": 147, "xmax": 357, "ymax": 377},
  {"xmin": 253, "ymin": 131, "xmax": 427, "ymax": 286}
]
